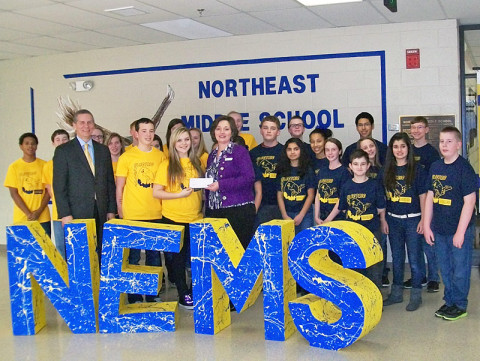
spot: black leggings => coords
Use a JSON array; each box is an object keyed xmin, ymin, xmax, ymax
[{"xmin": 206, "ymin": 203, "xmax": 256, "ymax": 250}]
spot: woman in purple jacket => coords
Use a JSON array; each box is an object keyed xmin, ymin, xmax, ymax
[{"xmin": 205, "ymin": 115, "xmax": 256, "ymax": 249}]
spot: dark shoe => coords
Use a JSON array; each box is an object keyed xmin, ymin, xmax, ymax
[
  {"xmin": 382, "ymin": 275, "xmax": 390, "ymax": 287},
  {"xmin": 427, "ymin": 281, "xmax": 440, "ymax": 293},
  {"xmin": 145, "ymin": 294, "xmax": 162, "ymax": 303},
  {"xmin": 442, "ymin": 305, "xmax": 467, "ymax": 321},
  {"xmin": 383, "ymin": 285, "xmax": 403, "ymax": 306},
  {"xmin": 406, "ymin": 288, "xmax": 422, "ymax": 311},
  {"xmin": 179, "ymin": 293, "xmax": 194, "ymax": 310},
  {"xmin": 435, "ymin": 304, "xmax": 452, "ymax": 318},
  {"xmin": 403, "ymin": 277, "xmax": 427, "ymax": 289},
  {"xmin": 128, "ymin": 294, "xmax": 144, "ymax": 304}
]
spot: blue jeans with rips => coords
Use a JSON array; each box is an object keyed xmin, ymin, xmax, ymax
[
  {"xmin": 387, "ymin": 215, "xmax": 423, "ymax": 289},
  {"xmin": 434, "ymin": 224, "xmax": 474, "ymax": 310}
]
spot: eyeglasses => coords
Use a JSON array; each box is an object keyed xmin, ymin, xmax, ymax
[
  {"xmin": 289, "ymin": 123, "xmax": 304, "ymax": 129},
  {"xmin": 410, "ymin": 125, "xmax": 426, "ymax": 130},
  {"xmin": 92, "ymin": 135, "xmax": 104, "ymax": 140}
]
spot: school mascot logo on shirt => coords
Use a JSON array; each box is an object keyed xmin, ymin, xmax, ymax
[
  {"xmin": 346, "ymin": 194, "xmax": 373, "ymax": 221},
  {"xmin": 135, "ymin": 164, "xmax": 155, "ymax": 188},
  {"xmin": 257, "ymin": 157, "xmax": 277, "ymax": 178},
  {"xmin": 432, "ymin": 176, "xmax": 452, "ymax": 205},
  {"xmin": 317, "ymin": 180, "xmax": 337, "ymax": 204},
  {"xmin": 282, "ymin": 178, "xmax": 305, "ymax": 201}
]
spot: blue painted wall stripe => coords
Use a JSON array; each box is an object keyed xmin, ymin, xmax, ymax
[{"xmin": 63, "ymin": 50, "xmax": 388, "ymax": 143}]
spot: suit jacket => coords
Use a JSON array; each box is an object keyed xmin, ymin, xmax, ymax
[{"xmin": 53, "ymin": 138, "xmax": 116, "ymax": 224}]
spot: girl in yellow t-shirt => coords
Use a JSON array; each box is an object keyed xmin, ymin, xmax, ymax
[{"xmin": 153, "ymin": 127, "xmax": 203, "ymax": 310}]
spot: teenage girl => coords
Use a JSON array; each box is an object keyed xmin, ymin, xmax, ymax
[
  {"xmin": 309, "ymin": 128, "xmax": 333, "ymax": 175},
  {"xmin": 190, "ymin": 127, "xmax": 209, "ymax": 169},
  {"xmin": 163, "ymin": 118, "xmax": 186, "ymax": 156},
  {"xmin": 314, "ymin": 138, "xmax": 351, "ymax": 225},
  {"xmin": 382, "ymin": 132, "xmax": 427, "ymax": 312},
  {"xmin": 153, "ymin": 127, "xmax": 204, "ymax": 309},
  {"xmin": 106, "ymin": 132, "xmax": 124, "ymax": 179},
  {"xmin": 276, "ymin": 138, "xmax": 315, "ymax": 234},
  {"xmin": 359, "ymin": 136, "xmax": 389, "ymax": 286}
]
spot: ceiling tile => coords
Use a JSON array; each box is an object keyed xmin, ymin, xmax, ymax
[
  {"xmin": 15, "ymin": 3, "xmax": 131, "ymax": 30},
  {"xmin": 199, "ymin": 13, "xmax": 281, "ymax": 35},
  {"xmin": 16, "ymin": 36, "xmax": 100, "ymax": 52},
  {"xmin": 251, "ymin": 8, "xmax": 333, "ymax": 31},
  {"xmin": 100, "ymin": 25, "xmax": 186, "ymax": 43},
  {"xmin": 140, "ymin": 0, "xmax": 239, "ymax": 17},
  {"xmin": 0, "ymin": 0, "xmax": 54, "ymax": 11},
  {"xmin": 55, "ymin": 30, "xmax": 143, "ymax": 47},
  {"xmin": 0, "ymin": 40, "xmax": 61, "ymax": 56},
  {"xmin": 219, "ymin": 0, "xmax": 302, "ymax": 12},
  {"xmin": 0, "ymin": 12, "xmax": 83, "ymax": 36},
  {"xmin": 370, "ymin": 0, "xmax": 446, "ymax": 23},
  {"xmin": 308, "ymin": 1, "xmax": 388, "ymax": 26}
]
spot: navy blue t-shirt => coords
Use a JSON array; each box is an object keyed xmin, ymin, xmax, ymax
[
  {"xmin": 250, "ymin": 143, "xmax": 283, "ymax": 206},
  {"xmin": 277, "ymin": 166, "xmax": 315, "ymax": 213},
  {"xmin": 413, "ymin": 143, "xmax": 440, "ymax": 172},
  {"xmin": 342, "ymin": 138, "xmax": 387, "ymax": 167},
  {"xmin": 381, "ymin": 164, "xmax": 428, "ymax": 215},
  {"xmin": 316, "ymin": 165, "xmax": 351, "ymax": 218},
  {"xmin": 312, "ymin": 157, "xmax": 329, "ymax": 177},
  {"xmin": 428, "ymin": 156, "xmax": 478, "ymax": 235},
  {"xmin": 339, "ymin": 178, "xmax": 386, "ymax": 233}
]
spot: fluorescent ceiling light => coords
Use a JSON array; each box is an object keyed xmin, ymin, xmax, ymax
[
  {"xmin": 141, "ymin": 19, "xmax": 231, "ymax": 40},
  {"xmin": 297, "ymin": 0, "xmax": 363, "ymax": 6},
  {"xmin": 104, "ymin": 6, "xmax": 146, "ymax": 16}
]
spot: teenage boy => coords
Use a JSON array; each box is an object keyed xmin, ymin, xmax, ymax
[
  {"xmin": 287, "ymin": 115, "xmax": 315, "ymax": 160},
  {"xmin": 325, "ymin": 149, "xmax": 387, "ymax": 289},
  {"xmin": 4, "ymin": 133, "xmax": 51, "ymax": 236},
  {"xmin": 342, "ymin": 112, "xmax": 387, "ymax": 167},
  {"xmin": 228, "ymin": 111, "xmax": 258, "ymax": 150},
  {"xmin": 424, "ymin": 126, "xmax": 477, "ymax": 321},
  {"xmin": 250, "ymin": 115, "xmax": 283, "ymax": 227},
  {"xmin": 124, "ymin": 120, "xmax": 138, "ymax": 152},
  {"xmin": 116, "ymin": 118, "xmax": 166, "ymax": 303},
  {"xmin": 404, "ymin": 116, "xmax": 441, "ymax": 292},
  {"xmin": 43, "ymin": 129, "xmax": 70, "ymax": 259}
]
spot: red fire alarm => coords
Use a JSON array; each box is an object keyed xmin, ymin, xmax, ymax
[{"xmin": 406, "ymin": 49, "xmax": 420, "ymax": 69}]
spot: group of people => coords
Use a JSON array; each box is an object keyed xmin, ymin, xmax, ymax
[{"xmin": 4, "ymin": 109, "xmax": 477, "ymax": 321}]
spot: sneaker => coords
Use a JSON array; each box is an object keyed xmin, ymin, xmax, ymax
[
  {"xmin": 442, "ymin": 305, "xmax": 467, "ymax": 321},
  {"xmin": 427, "ymin": 281, "xmax": 440, "ymax": 293},
  {"xmin": 128, "ymin": 294, "xmax": 144, "ymax": 304},
  {"xmin": 434, "ymin": 304, "xmax": 452, "ymax": 318},
  {"xmin": 403, "ymin": 277, "xmax": 427, "ymax": 289},
  {"xmin": 179, "ymin": 294, "xmax": 194, "ymax": 310},
  {"xmin": 382, "ymin": 275, "xmax": 390, "ymax": 287}
]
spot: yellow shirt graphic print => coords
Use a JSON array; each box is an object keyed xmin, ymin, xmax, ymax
[
  {"xmin": 256, "ymin": 156, "xmax": 277, "ymax": 179},
  {"xmin": 432, "ymin": 176, "xmax": 452, "ymax": 206},
  {"xmin": 282, "ymin": 177, "xmax": 305, "ymax": 201},
  {"xmin": 317, "ymin": 179, "xmax": 338, "ymax": 204},
  {"xmin": 346, "ymin": 195, "xmax": 373, "ymax": 221}
]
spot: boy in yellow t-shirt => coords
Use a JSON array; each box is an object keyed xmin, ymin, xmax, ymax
[
  {"xmin": 116, "ymin": 118, "xmax": 166, "ymax": 303},
  {"xmin": 42, "ymin": 129, "xmax": 70, "ymax": 259},
  {"xmin": 4, "ymin": 133, "xmax": 51, "ymax": 236}
]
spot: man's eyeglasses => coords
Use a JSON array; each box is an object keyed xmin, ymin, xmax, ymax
[{"xmin": 289, "ymin": 123, "xmax": 303, "ymax": 129}]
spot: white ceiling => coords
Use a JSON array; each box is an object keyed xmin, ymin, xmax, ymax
[{"xmin": 0, "ymin": 0, "xmax": 479, "ymax": 67}]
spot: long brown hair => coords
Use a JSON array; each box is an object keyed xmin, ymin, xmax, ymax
[
  {"xmin": 384, "ymin": 132, "xmax": 416, "ymax": 191},
  {"xmin": 190, "ymin": 127, "xmax": 208, "ymax": 158},
  {"xmin": 167, "ymin": 127, "xmax": 203, "ymax": 188}
]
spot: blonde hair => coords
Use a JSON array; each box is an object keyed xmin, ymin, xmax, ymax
[
  {"xmin": 167, "ymin": 127, "xmax": 203, "ymax": 188},
  {"xmin": 190, "ymin": 127, "xmax": 208, "ymax": 158}
]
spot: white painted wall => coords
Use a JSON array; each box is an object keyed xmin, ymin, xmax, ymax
[{"xmin": 0, "ymin": 19, "xmax": 460, "ymax": 244}]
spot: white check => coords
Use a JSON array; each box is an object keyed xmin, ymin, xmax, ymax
[{"xmin": 189, "ymin": 177, "xmax": 214, "ymax": 188}]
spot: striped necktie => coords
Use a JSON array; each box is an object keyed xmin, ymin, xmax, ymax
[{"xmin": 84, "ymin": 144, "xmax": 95, "ymax": 175}]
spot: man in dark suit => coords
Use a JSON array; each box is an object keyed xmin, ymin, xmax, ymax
[{"xmin": 53, "ymin": 109, "xmax": 116, "ymax": 260}]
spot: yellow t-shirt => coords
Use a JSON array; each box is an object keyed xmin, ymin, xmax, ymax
[
  {"xmin": 240, "ymin": 133, "xmax": 257, "ymax": 150},
  {"xmin": 112, "ymin": 161, "xmax": 118, "ymax": 178},
  {"xmin": 116, "ymin": 147, "xmax": 166, "ymax": 220},
  {"xmin": 162, "ymin": 144, "xmax": 169, "ymax": 157},
  {"xmin": 200, "ymin": 152, "xmax": 208, "ymax": 170},
  {"xmin": 41, "ymin": 159, "xmax": 59, "ymax": 220},
  {"xmin": 125, "ymin": 144, "xmax": 134, "ymax": 152},
  {"xmin": 4, "ymin": 158, "xmax": 50, "ymax": 223},
  {"xmin": 154, "ymin": 158, "xmax": 203, "ymax": 223}
]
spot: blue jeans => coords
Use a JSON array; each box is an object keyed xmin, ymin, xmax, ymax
[
  {"xmin": 287, "ymin": 209, "xmax": 313, "ymax": 235},
  {"xmin": 434, "ymin": 224, "xmax": 474, "ymax": 310},
  {"xmin": 387, "ymin": 215, "xmax": 423, "ymax": 289},
  {"xmin": 381, "ymin": 233, "xmax": 388, "ymax": 277},
  {"xmin": 419, "ymin": 236, "xmax": 439, "ymax": 282},
  {"xmin": 53, "ymin": 220, "xmax": 66, "ymax": 260},
  {"xmin": 254, "ymin": 204, "xmax": 282, "ymax": 229}
]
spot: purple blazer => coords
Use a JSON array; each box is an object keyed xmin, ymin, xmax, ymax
[{"xmin": 205, "ymin": 143, "xmax": 255, "ymax": 209}]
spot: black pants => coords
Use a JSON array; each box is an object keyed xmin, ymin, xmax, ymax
[
  {"xmin": 206, "ymin": 203, "xmax": 256, "ymax": 250},
  {"xmin": 161, "ymin": 216, "xmax": 191, "ymax": 299}
]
